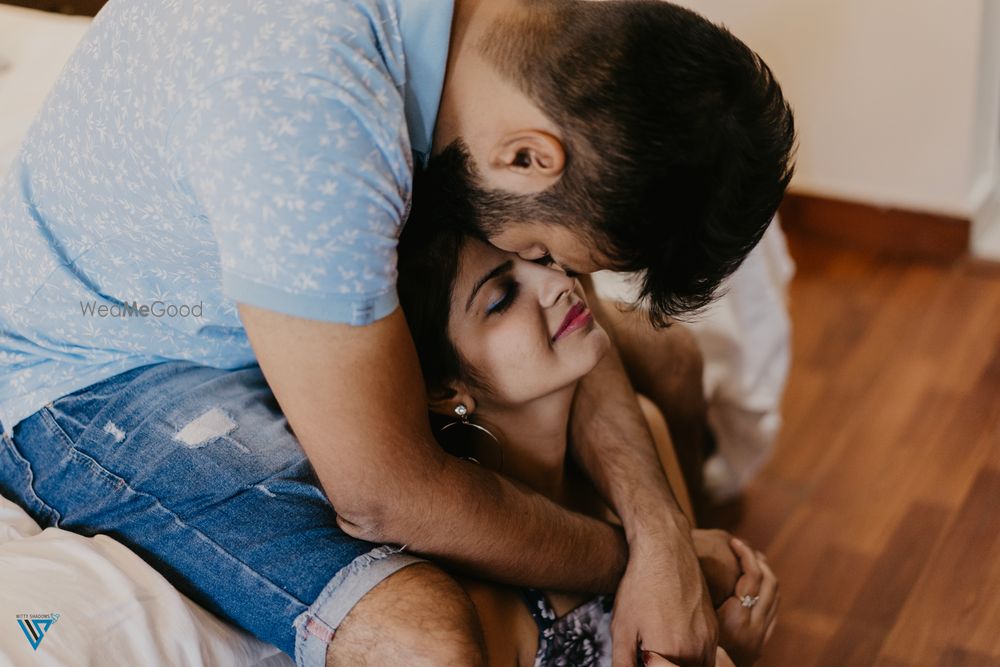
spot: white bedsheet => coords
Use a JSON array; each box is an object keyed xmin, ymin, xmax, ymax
[
  {"xmin": 0, "ymin": 5, "xmax": 293, "ymax": 665},
  {"xmin": 0, "ymin": 495, "xmax": 293, "ymax": 666}
]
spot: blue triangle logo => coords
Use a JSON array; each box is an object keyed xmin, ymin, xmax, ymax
[{"xmin": 17, "ymin": 613, "xmax": 60, "ymax": 651}]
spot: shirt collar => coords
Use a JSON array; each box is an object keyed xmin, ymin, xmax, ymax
[{"xmin": 398, "ymin": 0, "xmax": 455, "ymax": 168}]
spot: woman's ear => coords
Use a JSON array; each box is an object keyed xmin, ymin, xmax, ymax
[
  {"xmin": 487, "ymin": 130, "xmax": 565, "ymax": 194},
  {"xmin": 427, "ymin": 385, "xmax": 477, "ymax": 418}
]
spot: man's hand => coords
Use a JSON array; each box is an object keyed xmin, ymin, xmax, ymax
[
  {"xmin": 693, "ymin": 529, "xmax": 741, "ymax": 607},
  {"xmin": 610, "ymin": 521, "xmax": 719, "ymax": 667}
]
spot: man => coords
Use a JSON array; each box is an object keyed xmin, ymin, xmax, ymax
[{"xmin": 0, "ymin": 1, "xmax": 794, "ymax": 667}]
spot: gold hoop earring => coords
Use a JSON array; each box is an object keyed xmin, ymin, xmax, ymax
[{"xmin": 440, "ymin": 404, "xmax": 504, "ymax": 470}]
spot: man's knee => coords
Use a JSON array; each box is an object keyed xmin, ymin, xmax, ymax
[{"xmin": 325, "ymin": 563, "xmax": 487, "ymax": 667}]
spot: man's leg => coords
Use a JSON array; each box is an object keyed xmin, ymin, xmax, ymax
[
  {"xmin": 3, "ymin": 360, "xmax": 486, "ymax": 667},
  {"xmin": 326, "ymin": 563, "xmax": 486, "ymax": 666},
  {"xmin": 597, "ymin": 300, "xmax": 710, "ymax": 517}
]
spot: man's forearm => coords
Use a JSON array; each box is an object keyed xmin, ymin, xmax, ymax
[
  {"xmin": 570, "ymin": 339, "xmax": 691, "ymax": 541},
  {"xmin": 570, "ymin": 277, "xmax": 689, "ymax": 540},
  {"xmin": 336, "ymin": 450, "xmax": 629, "ymax": 593},
  {"xmin": 564, "ymin": 285, "xmax": 719, "ymax": 666}
]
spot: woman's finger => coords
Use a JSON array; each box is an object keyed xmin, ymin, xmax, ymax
[
  {"xmin": 716, "ymin": 595, "xmax": 747, "ymax": 632},
  {"xmin": 730, "ymin": 538, "xmax": 763, "ymax": 599},
  {"xmin": 754, "ymin": 556, "xmax": 779, "ymax": 615},
  {"xmin": 764, "ymin": 591, "xmax": 781, "ymax": 630},
  {"xmin": 764, "ymin": 612, "xmax": 779, "ymax": 644}
]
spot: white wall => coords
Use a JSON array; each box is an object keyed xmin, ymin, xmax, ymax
[
  {"xmin": 678, "ymin": 0, "xmax": 1000, "ymax": 259},
  {"xmin": 970, "ymin": 0, "xmax": 1000, "ymax": 258},
  {"xmin": 0, "ymin": 6, "xmax": 92, "ymax": 181}
]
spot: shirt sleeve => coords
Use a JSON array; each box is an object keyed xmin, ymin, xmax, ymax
[{"xmin": 166, "ymin": 71, "xmax": 412, "ymax": 326}]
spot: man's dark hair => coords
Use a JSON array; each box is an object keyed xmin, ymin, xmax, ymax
[{"xmin": 416, "ymin": 0, "xmax": 796, "ymax": 326}]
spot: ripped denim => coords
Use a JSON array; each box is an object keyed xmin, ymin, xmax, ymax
[{"xmin": 0, "ymin": 360, "xmax": 424, "ymax": 666}]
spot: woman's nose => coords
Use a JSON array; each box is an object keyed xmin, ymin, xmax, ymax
[{"xmin": 537, "ymin": 265, "xmax": 576, "ymax": 308}]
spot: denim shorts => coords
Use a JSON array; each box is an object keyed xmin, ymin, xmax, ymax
[{"xmin": 0, "ymin": 360, "xmax": 425, "ymax": 666}]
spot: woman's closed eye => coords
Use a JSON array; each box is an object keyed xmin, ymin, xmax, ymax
[{"xmin": 486, "ymin": 280, "xmax": 519, "ymax": 316}]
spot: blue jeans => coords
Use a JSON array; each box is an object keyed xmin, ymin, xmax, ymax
[{"xmin": 0, "ymin": 360, "xmax": 424, "ymax": 666}]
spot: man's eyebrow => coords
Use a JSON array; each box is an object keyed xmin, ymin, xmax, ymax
[{"xmin": 466, "ymin": 260, "xmax": 514, "ymax": 312}]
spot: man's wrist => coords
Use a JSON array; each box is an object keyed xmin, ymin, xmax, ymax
[{"xmin": 626, "ymin": 504, "xmax": 693, "ymax": 548}]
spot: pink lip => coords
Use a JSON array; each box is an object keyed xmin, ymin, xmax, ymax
[{"xmin": 553, "ymin": 302, "xmax": 593, "ymax": 342}]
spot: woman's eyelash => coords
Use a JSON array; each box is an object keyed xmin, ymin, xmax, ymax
[{"xmin": 487, "ymin": 281, "xmax": 519, "ymax": 315}]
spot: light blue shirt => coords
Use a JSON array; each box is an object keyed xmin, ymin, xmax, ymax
[{"xmin": 0, "ymin": 0, "xmax": 454, "ymax": 437}]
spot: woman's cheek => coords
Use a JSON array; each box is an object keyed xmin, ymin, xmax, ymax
[{"xmin": 489, "ymin": 326, "xmax": 552, "ymax": 395}]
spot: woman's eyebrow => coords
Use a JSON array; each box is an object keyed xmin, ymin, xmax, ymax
[{"xmin": 466, "ymin": 260, "xmax": 514, "ymax": 312}]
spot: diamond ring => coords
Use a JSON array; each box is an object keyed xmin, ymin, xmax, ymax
[{"xmin": 740, "ymin": 594, "xmax": 760, "ymax": 609}]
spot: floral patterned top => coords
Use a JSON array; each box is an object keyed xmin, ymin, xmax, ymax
[{"xmin": 522, "ymin": 588, "xmax": 614, "ymax": 667}]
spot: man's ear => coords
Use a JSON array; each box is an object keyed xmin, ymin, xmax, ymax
[
  {"xmin": 427, "ymin": 385, "xmax": 477, "ymax": 418},
  {"xmin": 487, "ymin": 130, "xmax": 565, "ymax": 194}
]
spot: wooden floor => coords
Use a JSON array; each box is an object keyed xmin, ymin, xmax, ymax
[{"xmin": 709, "ymin": 230, "xmax": 1000, "ymax": 666}]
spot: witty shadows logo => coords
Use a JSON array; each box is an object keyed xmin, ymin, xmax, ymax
[{"xmin": 16, "ymin": 613, "xmax": 60, "ymax": 651}]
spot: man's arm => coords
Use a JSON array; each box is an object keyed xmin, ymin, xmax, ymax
[
  {"xmin": 570, "ymin": 338, "xmax": 689, "ymax": 535},
  {"xmin": 238, "ymin": 301, "xmax": 628, "ymax": 593},
  {"xmin": 571, "ymin": 276, "xmax": 719, "ymax": 667}
]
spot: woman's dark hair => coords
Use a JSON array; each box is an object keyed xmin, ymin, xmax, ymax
[
  {"xmin": 396, "ymin": 205, "xmax": 487, "ymax": 397},
  {"xmin": 419, "ymin": 0, "xmax": 796, "ymax": 327}
]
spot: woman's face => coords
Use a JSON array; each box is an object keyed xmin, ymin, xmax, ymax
[{"xmin": 447, "ymin": 237, "xmax": 611, "ymax": 408}]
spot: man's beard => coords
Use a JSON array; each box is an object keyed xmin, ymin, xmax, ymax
[{"xmin": 410, "ymin": 138, "xmax": 603, "ymax": 245}]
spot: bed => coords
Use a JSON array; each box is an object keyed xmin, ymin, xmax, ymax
[{"xmin": 0, "ymin": 5, "xmax": 294, "ymax": 665}]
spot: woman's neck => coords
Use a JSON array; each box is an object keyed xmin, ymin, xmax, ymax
[{"xmin": 477, "ymin": 384, "xmax": 577, "ymax": 501}]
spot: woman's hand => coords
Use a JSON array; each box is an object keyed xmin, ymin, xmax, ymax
[
  {"xmin": 716, "ymin": 538, "xmax": 779, "ymax": 667},
  {"xmin": 692, "ymin": 529, "xmax": 742, "ymax": 607}
]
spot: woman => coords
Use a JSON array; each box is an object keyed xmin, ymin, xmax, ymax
[{"xmin": 396, "ymin": 222, "xmax": 779, "ymax": 667}]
